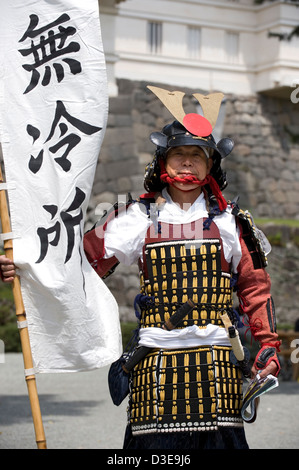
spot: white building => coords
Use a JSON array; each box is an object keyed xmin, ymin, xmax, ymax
[{"xmin": 99, "ymin": 0, "xmax": 299, "ymax": 98}]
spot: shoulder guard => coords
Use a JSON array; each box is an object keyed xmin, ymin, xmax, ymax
[{"xmin": 231, "ymin": 201, "xmax": 271, "ymax": 269}]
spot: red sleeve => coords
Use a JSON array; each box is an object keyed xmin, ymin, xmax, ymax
[
  {"xmin": 83, "ymin": 222, "xmax": 119, "ymax": 279},
  {"xmin": 236, "ymin": 228, "xmax": 279, "ymax": 349}
]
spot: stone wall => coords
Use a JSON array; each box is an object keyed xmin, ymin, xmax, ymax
[
  {"xmin": 85, "ymin": 79, "xmax": 299, "ymax": 326},
  {"xmin": 263, "ymin": 224, "xmax": 299, "ymax": 326},
  {"xmin": 222, "ymin": 94, "xmax": 299, "ymax": 219}
]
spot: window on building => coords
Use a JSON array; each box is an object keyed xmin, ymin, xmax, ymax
[
  {"xmin": 187, "ymin": 26, "xmax": 201, "ymax": 59},
  {"xmin": 147, "ymin": 21, "xmax": 162, "ymax": 54},
  {"xmin": 225, "ymin": 32, "xmax": 239, "ymax": 63}
]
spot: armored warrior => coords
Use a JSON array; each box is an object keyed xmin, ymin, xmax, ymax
[
  {"xmin": 83, "ymin": 87, "xmax": 281, "ymax": 449},
  {"xmin": 0, "ymin": 86, "xmax": 281, "ymax": 449}
]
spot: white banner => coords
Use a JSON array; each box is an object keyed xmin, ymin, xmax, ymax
[{"xmin": 0, "ymin": 0, "xmax": 122, "ymax": 372}]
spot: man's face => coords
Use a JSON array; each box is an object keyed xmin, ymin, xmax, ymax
[{"xmin": 165, "ymin": 145, "xmax": 212, "ymax": 191}]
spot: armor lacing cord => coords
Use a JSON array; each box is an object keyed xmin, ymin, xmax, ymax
[
  {"xmin": 138, "ymin": 298, "xmax": 230, "ymax": 310},
  {"xmin": 243, "ymin": 320, "xmax": 281, "ymax": 351},
  {"xmin": 137, "ymin": 297, "xmax": 239, "ymax": 327},
  {"xmin": 203, "ymin": 206, "xmax": 222, "ymax": 231},
  {"xmin": 134, "ymin": 294, "xmax": 155, "ymax": 319},
  {"xmin": 244, "ymin": 318, "xmax": 263, "ymax": 344}
]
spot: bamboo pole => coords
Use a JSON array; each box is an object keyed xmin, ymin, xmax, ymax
[{"xmin": 0, "ymin": 165, "xmax": 47, "ymax": 449}]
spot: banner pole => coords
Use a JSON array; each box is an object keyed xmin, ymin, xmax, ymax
[{"xmin": 0, "ymin": 165, "xmax": 47, "ymax": 450}]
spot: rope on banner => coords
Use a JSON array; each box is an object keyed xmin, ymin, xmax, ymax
[{"xmin": 0, "ymin": 165, "xmax": 47, "ymax": 450}]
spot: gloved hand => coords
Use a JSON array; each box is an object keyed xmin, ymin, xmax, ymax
[{"xmin": 252, "ymin": 344, "xmax": 281, "ymax": 379}]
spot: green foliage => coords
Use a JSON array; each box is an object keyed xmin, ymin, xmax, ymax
[
  {"xmin": 0, "ymin": 323, "xmax": 21, "ymax": 352},
  {"xmin": 121, "ymin": 321, "xmax": 138, "ymax": 348},
  {"xmin": 0, "ymin": 298, "xmax": 15, "ymax": 326},
  {"xmin": 0, "ymin": 280, "xmax": 19, "ymax": 352},
  {"xmin": 255, "ymin": 218, "xmax": 299, "ymax": 228},
  {"xmin": 277, "ymin": 322, "xmax": 295, "ymax": 331},
  {"xmin": 267, "ymin": 232, "xmax": 285, "ymax": 247}
]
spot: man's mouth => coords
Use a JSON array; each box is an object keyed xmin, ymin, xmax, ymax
[{"xmin": 178, "ymin": 172, "xmax": 195, "ymax": 177}]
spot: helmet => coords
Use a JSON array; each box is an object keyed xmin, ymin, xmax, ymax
[
  {"xmin": 150, "ymin": 120, "xmax": 217, "ymax": 155},
  {"xmin": 144, "ymin": 86, "xmax": 234, "ymax": 194},
  {"xmin": 144, "ymin": 120, "xmax": 234, "ymax": 193}
]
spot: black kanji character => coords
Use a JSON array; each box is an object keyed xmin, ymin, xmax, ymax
[
  {"xmin": 36, "ymin": 188, "xmax": 86, "ymax": 264},
  {"xmin": 36, "ymin": 205, "xmax": 61, "ymax": 263},
  {"xmin": 60, "ymin": 187, "xmax": 86, "ymax": 263},
  {"xmin": 19, "ymin": 13, "xmax": 81, "ymax": 94},
  {"xmin": 46, "ymin": 101, "xmax": 102, "ymax": 172},
  {"xmin": 27, "ymin": 101, "xmax": 102, "ymax": 173}
]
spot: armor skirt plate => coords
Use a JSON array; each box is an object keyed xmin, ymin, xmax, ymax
[{"xmin": 129, "ymin": 345, "xmax": 244, "ymax": 436}]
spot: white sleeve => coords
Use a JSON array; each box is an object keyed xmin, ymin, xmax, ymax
[
  {"xmin": 214, "ymin": 210, "xmax": 242, "ymax": 273},
  {"xmin": 103, "ymin": 202, "xmax": 151, "ymax": 265}
]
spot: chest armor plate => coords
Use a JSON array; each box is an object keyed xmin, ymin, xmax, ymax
[{"xmin": 138, "ymin": 219, "xmax": 233, "ymax": 329}]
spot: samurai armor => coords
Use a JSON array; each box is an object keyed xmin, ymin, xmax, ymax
[
  {"xmin": 127, "ymin": 218, "xmax": 244, "ymax": 437},
  {"xmin": 128, "ymin": 345, "xmax": 243, "ymax": 436},
  {"xmin": 138, "ymin": 219, "xmax": 233, "ymax": 329}
]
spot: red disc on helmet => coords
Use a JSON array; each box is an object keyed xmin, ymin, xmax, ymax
[{"xmin": 183, "ymin": 113, "xmax": 212, "ymax": 137}]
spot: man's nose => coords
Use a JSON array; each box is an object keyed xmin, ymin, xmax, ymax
[{"xmin": 182, "ymin": 158, "xmax": 192, "ymax": 166}]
